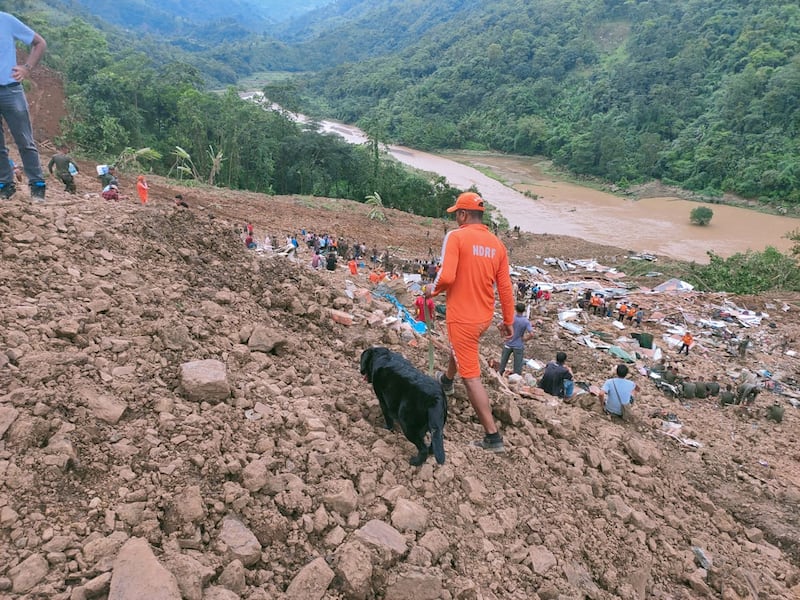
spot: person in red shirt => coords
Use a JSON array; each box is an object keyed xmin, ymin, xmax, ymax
[
  {"xmin": 427, "ymin": 192, "xmax": 515, "ymax": 453},
  {"xmin": 414, "ymin": 287, "xmax": 436, "ymax": 325}
]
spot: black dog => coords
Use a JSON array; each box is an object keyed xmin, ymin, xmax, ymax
[{"xmin": 360, "ymin": 347, "xmax": 447, "ymax": 465}]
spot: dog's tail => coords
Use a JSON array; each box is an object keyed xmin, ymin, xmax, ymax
[{"xmin": 428, "ymin": 395, "xmax": 447, "ymax": 465}]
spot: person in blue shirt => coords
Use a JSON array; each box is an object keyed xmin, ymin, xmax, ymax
[
  {"xmin": 0, "ymin": 13, "xmax": 47, "ymax": 200},
  {"xmin": 498, "ymin": 302, "xmax": 534, "ymax": 376},
  {"xmin": 599, "ymin": 364, "xmax": 638, "ymax": 417}
]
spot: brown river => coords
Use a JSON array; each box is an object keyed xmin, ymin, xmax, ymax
[{"xmin": 313, "ymin": 116, "xmax": 798, "ymax": 263}]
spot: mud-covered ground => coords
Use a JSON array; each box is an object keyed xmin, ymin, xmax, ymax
[{"xmin": 2, "ymin": 178, "xmax": 800, "ymax": 599}]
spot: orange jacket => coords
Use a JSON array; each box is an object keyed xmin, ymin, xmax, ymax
[
  {"xmin": 682, "ymin": 333, "xmax": 693, "ymax": 345},
  {"xmin": 432, "ymin": 223, "xmax": 514, "ymax": 325}
]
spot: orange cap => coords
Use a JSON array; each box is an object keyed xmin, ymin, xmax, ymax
[{"xmin": 446, "ymin": 192, "xmax": 485, "ymax": 213}]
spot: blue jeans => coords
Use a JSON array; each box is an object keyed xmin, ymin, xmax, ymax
[
  {"xmin": 499, "ymin": 345, "xmax": 524, "ymax": 375},
  {"xmin": 0, "ymin": 84, "xmax": 44, "ymax": 184}
]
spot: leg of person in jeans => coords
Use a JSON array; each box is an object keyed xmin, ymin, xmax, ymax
[
  {"xmin": 512, "ymin": 347, "xmax": 524, "ymax": 375},
  {"xmin": 0, "ymin": 86, "xmax": 45, "ymax": 196},
  {"xmin": 498, "ymin": 345, "xmax": 513, "ymax": 375},
  {"xmin": 563, "ymin": 379, "xmax": 575, "ymax": 398},
  {"xmin": 0, "ymin": 115, "xmax": 14, "ymax": 197}
]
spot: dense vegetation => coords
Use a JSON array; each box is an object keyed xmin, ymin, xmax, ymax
[
  {"xmin": 21, "ymin": 13, "xmax": 460, "ymax": 217},
  {"xmin": 281, "ymin": 0, "xmax": 799, "ymax": 206}
]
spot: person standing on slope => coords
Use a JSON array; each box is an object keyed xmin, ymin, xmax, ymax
[
  {"xmin": 0, "ymin": 12, "xmax": 47, "ymax": 200},
  {"xmin": 136, "ymin": 175, "xmax": 148, "ymax": 204},
  {"xmin": 427, "ymin": 192, "xmax": 515, "ymax": 453}
]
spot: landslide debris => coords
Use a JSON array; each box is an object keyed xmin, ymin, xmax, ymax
[{"xmin": 2, "ymin": 183, "xmax": 800, "ymax": 600}]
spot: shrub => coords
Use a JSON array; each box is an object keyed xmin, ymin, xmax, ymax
[{"xmin": 690, "ymin": 206, "xmax": 714, "ymax": 226}]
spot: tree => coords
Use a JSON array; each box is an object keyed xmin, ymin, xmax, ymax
[
  {"xmin": 690, "ymin": 206, "xmax": 714, "ymax": 226},
  {"xmin": 365, "ymin": 192, "xmax": 387, "ymax": 221}
]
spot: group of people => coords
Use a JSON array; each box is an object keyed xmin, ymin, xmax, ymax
[
  {"xmin": 655, "ymin": 361, "xmax": 761, "ymax": 406},
  {"xmin": 583, "ymin": 291, "xmax": 644, "ymax": 326}
]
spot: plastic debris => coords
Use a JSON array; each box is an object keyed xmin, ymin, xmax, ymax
[{"xmin": 692, "ymin": 546, "xmax": 712, "ymax": 569}]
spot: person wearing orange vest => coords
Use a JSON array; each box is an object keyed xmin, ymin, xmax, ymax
[
  {"xmin": 678, "ymin": 331, "xmax": 693, "ymax": 355},
  {"xmin": 347, "ymin": 258, "xmax": 358, "ymax": 276},
  {"xmin": 136, "ymin": 175, "xmax": 148, "ymax": 204},
  {"xmin": 618, "ymin": 302, "xmax": 628, "ymax": 322},
  {"xmin": 427, "ymin": 192, "xmax": 515, "ymax": 453}
]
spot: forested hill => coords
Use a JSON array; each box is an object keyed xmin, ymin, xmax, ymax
[
  {"xmin": 62, "ymin": 0, "xmax": 331, "ymax": 35},
  {"xmin": 274, "ymin": 0, "xmax": 800, "ymax": 204}
]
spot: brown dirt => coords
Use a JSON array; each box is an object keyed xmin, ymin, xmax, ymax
[{"xmin": 1, "ymin": 180, "xmax": 800, "ymax": 599}]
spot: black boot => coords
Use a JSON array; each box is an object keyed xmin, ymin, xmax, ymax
[
  {"xmin": 30, "ymin": 181, "xmax": 46, "ymax": 200},
  {"xmin": 0, "ymin": 182, "xmax": 16, "ymax": 199}
]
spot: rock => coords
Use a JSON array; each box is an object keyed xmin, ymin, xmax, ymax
[
  {"xmin": 354, "ymin": 520, "xmax": 408, "ymax": 558},
  {"xmin": 284, "ymin": 556, "xmax": 335, "ymax": 600},
  {"xmin": 460, "ymin": 476, "xmax": 487, "ymax": 504},
  {"xmin": 606, "ymin": 495, "xmax": 633, "ymax": 522},
  {"xmin": 241, "ymin": 459, "xmax": 269, "ymax": 492},
  {"xmin": 527, "ymin": 545, "xmax": 557, "ymax": 575},
  {"xmin": 203, "ymin": 586, "xmax": 239, "ymax": 600},
  {"xmin": 160, "ymin": 325, "xmax": 192, "ymax": 350},
  {"xmin": 84, "ymin": 572, "xmax": 113, "ymax": 597},
  {"xmin": 180, "ymin": 360, "xmax": 230, "ymax": 403},
  {"xmin": 9, "ymin": 553, "xmax": 49, "ymax": 593},
  {"xmin": 217, "ymin": 516, "xmax": 262, "ymax": 567},
  {"xmin": 334, "ymin": 541, "xmax": 373, "ymax": 600},
  {"xmin": 217, "ymin": 559, "xmax": 246, "ymax": 595},
  {"xmin": 390, "ymin": 498, "xmax": 428, "ymax": 532},
  {"xmin": 384, "ymin": 571, "xmax": 443, "ymax": 600},
  {"xmin": 419, "ymin": 529, "xmax": 450, "ymax": 562},
  {"xmin": 493, "ymin": 396, "xmax": 521, "ymax": 425},
  {"xmin": 629, "ymin": 510, "xmax": 658, "ymax": 534},
  {"xmin": 164, "ymin": 553, "xmax": 214, "ymax": 600},
  {"xmin": 80, "ymin": 386, "xmax": 128, "ymax": 424},
  {"xmin": 83, "ymin": 531, "xmax": 130, "ymax": 567},
  {"xmin": 0, "ymin": 405, "xmax": 19, "ymax": 438},
  {"xmin": 477, "ymin": 515, "xmax": 505, "ymax": 538},
  {"xmin": 624, "ymin": 438, "xmax": 661, "ymax": 466},
  {"xmin": 247, "ymin": 326, "xmax": 288, "ymax": 354},
  {"xmin": 322, "ymin": 478, "xmax": 359, "ymax": 516},
  {"xmin": 108, "ymin": 538, "xmax": 181, "ymax": 600},
  {"xmin": 744, "ymin": 527, "xmax": 763, "ymax": 543}
]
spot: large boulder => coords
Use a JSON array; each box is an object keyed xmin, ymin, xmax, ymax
[{"xmin": 180, "ymin": 360, "xmax": 230, "ymax": 403}]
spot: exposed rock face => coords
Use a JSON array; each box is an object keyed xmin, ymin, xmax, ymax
[{"xmin": 1, "ymin": 188, "xmax": 799, "ymax": 600}]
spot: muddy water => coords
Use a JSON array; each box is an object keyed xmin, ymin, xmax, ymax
[{"xmin": 318, "ymin": 120, "xmax": 798, "ymax": 263}]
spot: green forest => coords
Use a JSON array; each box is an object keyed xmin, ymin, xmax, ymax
[
  {"xmin": 13, "ymin": 0, "xmax": 800, "ymax": 213},
  {"xmin": 274, "ymin": 0, "xmax": 800, "ymax": 205},
  {"xmin": 17, "ymin": 9, "xmax": 461, "ymax": 218}
]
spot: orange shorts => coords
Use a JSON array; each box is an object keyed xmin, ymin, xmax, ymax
[{"xmin": 446, "ymin": 320, "xmax": 492, "ymax": 379}]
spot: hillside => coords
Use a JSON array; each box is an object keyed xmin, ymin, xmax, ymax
[
  {"xmin": 275, "ymin": 0, "xmax": 800, "ymax": 205},
  {"xmin": 2, "ymin": 171, "xmax": 800, "ymax": 599}
]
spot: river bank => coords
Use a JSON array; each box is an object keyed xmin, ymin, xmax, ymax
[
  {"xmin": 437, "ymin": 150, "xmax": 797, "ymax": 263},
  {"xmin": 240, "ymin": 95, "xmax": 797, "ymax": 263}
]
